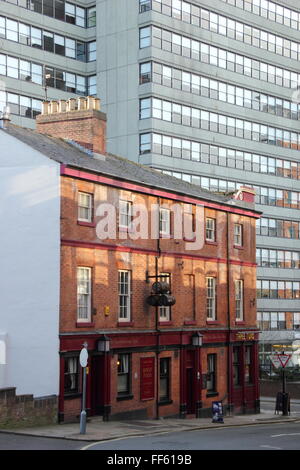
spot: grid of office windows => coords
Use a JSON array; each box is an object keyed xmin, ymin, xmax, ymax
[
  {"xmin": 139, "ymin": 26, "xmax": 300, "ymax": 89},
  {"xmin": 258, "ymin": 312, "xmax": 300, "ymax": 331},
  {"xmin": 140, "ymin": 1, "xmax": 300, "ymax": 61},
  {"xmin": 0, "ymin": 91, "xmax": 42, "ymax": 118},
  {"xmin": 1, "ymin": 0, "xmax": 96, "ymax": 28},
  {"xmin": 140, "ymin": 62, "xmax": 300, "ymax": 121},
  {"xmin": 220, "ymin": 0, "xmax": 300, "ymax": 32},
  {"xmin": 257, "ymin": 280, "xmax": 300, "ymax": 299},
  {"xmin": 157, "ymin": 168, "xmax": 300, "ymax": 213},
  {"xmin": 140, "ymin": 133, "xmax": 300, "ymax": 180},
  {"xmin": 253, "ymin": 186, "xmax": 300, "ymax": 210},
  {"xmin": 140, "ymin": 97, "xmax": 300, "ymax": 150},
  {"xmin": 256, "ymin": 248, "xmax": 300, "ymax": 269},
  {"xmin": 0, "ymin": 53, "xmax": 96, "ymax": 97},
  {"xmin": 256, "ymin": 217, "xmax": 300, "ymax": 239},
  {"xmin": 257, "ymin": 312, "xmax": 286, "ymax": 330},
  {"xmin": 0, "ymin": 16, "xmax": 96, "ymax": 61}
]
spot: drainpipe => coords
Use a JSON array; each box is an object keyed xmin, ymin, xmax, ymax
[
  {"xmin": 155, "ymin": 198, "xmax": 161, "ymax": 420},
  {"xmin": 227, "ymin": 211, "xmax": 233, "ymax": 415}
]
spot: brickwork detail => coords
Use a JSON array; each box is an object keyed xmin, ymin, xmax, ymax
[{"xmin": 0, "ymin": 388, "xmax": 58, "ymax": 428}]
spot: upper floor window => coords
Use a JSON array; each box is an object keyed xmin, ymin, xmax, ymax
[
  {"xmin": 159, "ymin": 208, "xmax": 171, "ymax": 236},
  {"xmin": 234, "ymin": 223, "xmax": 243, "ymax": 246},
  {"xmin": 235, "ymin": 280, "xmax": 244, "ymax": 321},
  {"xmin": 77, "ymin": 267, "xmax": 92, "ymax": 322},
  {"xmin": 119, "ymin": 200, "xmax": 132, "ymax": 230},
  {"xmin": 206, "ymin": 277, "xmax": 216, "ymax": 320},
  {"xmin": 206, "ymin": 217, "xmax": 216, "ymax": 242},
  {"xmin": 118, "ymin": 270, "xmax": 131, "ymax": 321},
  {"xmin": 159, "ymin": 273, "xmax": 171, "ymax": 322},
  {"xmin": 78, "ymin": 192, "xmax": 93, "ymax": 222},
  {"xmin": 87, "ymin": 7, "xmax": 96, "ymax": 27},
  {"xmin": 139, "ymin": 26, "xmax": 151, "ymax": 48}
]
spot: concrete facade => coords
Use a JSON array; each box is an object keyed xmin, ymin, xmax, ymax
[{"xmin": 1, "ymin": 0, "xmax": 300, "ymax": 364}]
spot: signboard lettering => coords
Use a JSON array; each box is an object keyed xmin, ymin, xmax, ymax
[{"xmin": 140, "ymin": 357, "xmax": 155, "ymax": 400}]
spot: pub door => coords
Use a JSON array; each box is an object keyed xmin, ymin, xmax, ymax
[
  {"xmin": 186, "ymin": 367, "xmax": 195, "ymax": 414},
  {"xmin": 91, "ymin": 356, "xmax": 104, "ymax": 416}
]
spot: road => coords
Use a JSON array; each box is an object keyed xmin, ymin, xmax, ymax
[
  {"xmin": 1, "ymin": 421, "xmax": 300, "ymax": 451},
  {"xmin": 83, "ymin": 422, "xmax": 300, "ymax": 451}
]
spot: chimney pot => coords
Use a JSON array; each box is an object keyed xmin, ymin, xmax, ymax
[
  {"xmin": 58, "ymin": 100, "xmax": 67, "ymax": 113},
  {"xmin": 42, "ymin": 101, "xmax": 50, "ymax": 115},
  {"xmin": 77, "ymin": 97, "xmax": 87, "ymax": 111},
  {"xmin": 94, "ymin": 98, "xmax": 101, "ymax": 111},
  {"xmin": 67, "ymin": 98, "xmax": 77, "ymax": 112},
  {"xmin": 50, "ymin": 100, "xmax": 59, "ymax": 114}
]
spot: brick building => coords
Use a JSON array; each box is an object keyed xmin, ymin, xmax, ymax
[{"xmin": 1, "ymin": 96, "xmax": 261, "ymax": 423}]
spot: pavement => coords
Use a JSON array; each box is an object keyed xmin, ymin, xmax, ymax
[{"xmin": 1, "ymin": 397, "xmax": 300, "ymax": 443}]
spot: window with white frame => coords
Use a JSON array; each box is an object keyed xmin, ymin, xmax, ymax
[
  {"xmin": 118, "ymin": 270, "xmax": 131, "ymax": 321},
  {"xmin": 206, "ymin": 217, "xmax": 216, "ymax": 242},
  {"xmin": 78, "ymin": 192, "xmax": 93, "ymax": 222},
  {"xmin": 159, "ymin": 207, "xmax": 171, "ymax": 236},
  {"xmin": 119, "ymin": 200, "xmax": 132, "ymax": 230},
  {"xmin": 64, "ymin": 357, "xmax": 79, "ymax": 394},
  {"xmin": 159, "ymin": 273, "xmax": 171, "ymax": 321},
  {"xmin": 117, "ymin": 353, "xmax": 130, "ymax": 395},
  {"xmin": 234, "ymin": 223, "xmax": 243, "ymax": 246},
  {"xmin": 235, "ymin": 280, "xmax": 244, "ymax": 321},
  {"xmin": 206, "ymin": 277, "xmax": 216, "ymax": 320},
  {"xmin": 77, "ymin": 267, "xmax": 92, "ymax": 322}
]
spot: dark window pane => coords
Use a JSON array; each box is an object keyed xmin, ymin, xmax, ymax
[
  {"xmin": 55, "ymin": 0, "xmax": 65, "ymax": 20},
  {"xmin": 43, "ymin": 31, "xmax": 54, "ymax": 52},
  {"xmin": 43, "ymin": 0, "xmax": 54, "ymax": 17},
  {"xmin": 76, "ymin": 41, "xmax": 86, "ymax": 61}
]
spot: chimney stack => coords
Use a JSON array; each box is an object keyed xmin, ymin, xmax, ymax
[{"xmin": 36, "ymin": 96, "xmax": 106, "ymax": 155}]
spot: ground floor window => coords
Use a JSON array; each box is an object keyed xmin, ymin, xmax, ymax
[
  {"xmin": 207, "ymin": 354, "xmax": 217, "ymax": 392},
  {"xmin": 64, "ymin": 357, "xmax": 79, "ymax": 394},
  {"xmin": 159, "ymin": 358, "xmax": 170, "ymax": 402},
  {"xmin": 117, "ymin": 354, "xmax": 130, "ymax": 396},
  {"xmin": 245, "ymin": 346, "xmax": 253, "ymax": 384},
  {"xmin": 233, "ymin": 347, "xmax": 241, "ymax": 386}
]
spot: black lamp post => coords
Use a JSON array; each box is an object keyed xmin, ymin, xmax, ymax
[{"xmin": 192, "ymin": 332, "xmax": 203, "ymax": 418}]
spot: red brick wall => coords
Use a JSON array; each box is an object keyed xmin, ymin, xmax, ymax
[
  {"xmin": 59, "ymin": 175, "xmax": 258, "ymax": 420},
  {"xmin": 36, "ymin": 109, "xmax": 106, "ymax": 154}
]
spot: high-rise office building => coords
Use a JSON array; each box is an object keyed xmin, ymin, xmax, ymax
[
  {"xmin": 0, "ymin": 0, "xmax": 97, "ymax": 128},
  {"xmin": 1, "ymin": 0, "xmax": 300, "ymax": 366}
]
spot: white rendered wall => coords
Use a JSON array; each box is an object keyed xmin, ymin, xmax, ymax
[{"xmin": 0, "ymin": 130, "xmax": 60, "ymax": 397}]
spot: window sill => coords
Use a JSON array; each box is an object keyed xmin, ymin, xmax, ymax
[
  {"xmin": 235, "ymin": 320, "xmax": 246, "ymax": 325},
  {"xmin": 76, "ymin": 322, "xmax": 95, "ymax": 328},
  {"xmin": 117, "ymin": 394, "xmax": 134, "ymax": 401},
  {"xmin": 158, "ymin": 321, "xmax": 173, "ymax": 326},
  {"xmin": 184, "ymin": 320, "xmax": 197, "ymax": 325},
  {"xmin": 205, "ymin": 240, "xmax": 217, "ymax": 245},
  {"xmin": 183, "ymin": 237, "xmax": 196, "ymax": 242},
  {"xmin": 206, "ymin": 320, "xmax": 219, "ymax": 325},
  {"xmin": 77, "ymin": 220, "xmax": 96, "ymax": 227},
  {"xmin": 64, "ymin": 392, "xmax": 81, "ymax": 400},
  {"xmin": 206, "ymin": 391, "xmax": 219, "ymax": 398},
  {"xmin": 117, "ymin": 321, "xmax": 134, "ymax": 327},
  {"xmin": 234, "ymin": 245, "xmax": 244, "ymax": 250},
  {"xmin": 158, "ymin": 399, "xmax": 173, "ymax": 406}
]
